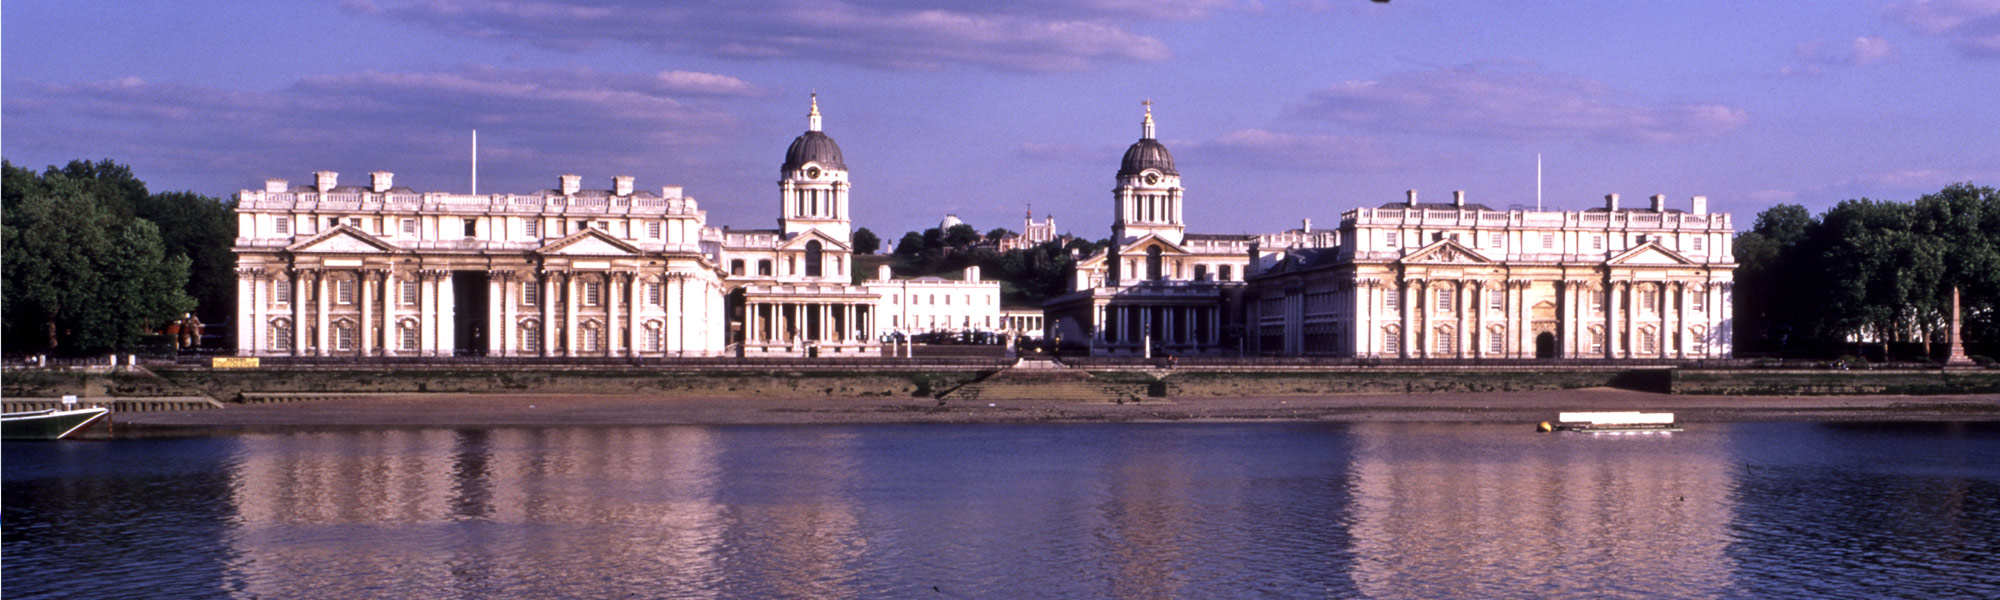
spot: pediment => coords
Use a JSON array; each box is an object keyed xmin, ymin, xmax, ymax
[
  {"xmin": 1607, "ymin": 243, "xmax": 1695, "ymax": 266},
  {"xmin": 777, "ymin": 229, "xmax": 852, "ymax": 252},
  {"xmin": 1400, "ymin": 240, "xmax": 1491, "ymax": 265},
  {"xmin": 1117, "ymin": 234, "xmax": 1191, "ymax": 256},
  {"xmin": 287, "ymin": 225, "xmax": 400, "ymax": 254},
  {"xmin": 539, "ymin": 229, "xmax": 645, "ymax": 256}
]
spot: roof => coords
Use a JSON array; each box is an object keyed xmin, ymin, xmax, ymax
[
  {"xmin": 1376, "ymin": 201, "xmax": 1501, "ymax": 211},
  {"xmin": 1119, "ymin": 137, "xmax": 1177, "ymax": 177},
  {"xmin": 783, "ymin": 130, "xmax": 846, "ymax": 172}
]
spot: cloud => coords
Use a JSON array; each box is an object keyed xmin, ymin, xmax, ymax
[
  {"xmin": 1292, "ymin": 62, "xmax": 1749, "ymax": 143},
  {"xmin": 1, "ymin": 65, "xmax": 753, "ymax": 196},
  {"xmin": 1184, "ymin": 129, "xmax": 1397, "ymax": 172},
  {"xmin": 354, "ymin": 0, "xmax": 1235, "ymax": 71},
  {"xmin": 1785, "ymin": 36, "xmax": 1900, "ymax": 75},
  {"xmin": 1888, "ymin": 0, "xmax": 2000, "ymax": 58}
]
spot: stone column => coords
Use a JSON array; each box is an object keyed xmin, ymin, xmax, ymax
[
  {"xmin": 542, "ymin": 272, "xmax": 557, "ymax": 357},
  {"xmin": 501, "ymin": 274, "xmax": 517, "ymax": 357},
  {"xmin": 1398, "ymin": 279, "xmax": 1414, "ymax": 358},
  {"xmin": 1456, "ymin": 281, "xmax": 1470, "ymax": 358},
  {"xmin": 420, "ymin": 271, "xmax": 436, "ymax": 356},
  {"xmin": 488, "ymin": 273, "xmax": 505, "ymax": 357},
  {"xmin": 292, "ymin": 271, "xmax": 308, "ymax": 356},
  {"xmin": 1619, "ymin": 281, "xmax": 1635, "ymax": 359},
  {"xmin": 236, "ymin": 269, "xmax": 256, "ymax": 354},
  {"xmin": 252, "ymin": 270, "xmax": 268, "ymax": 355},
  {"xmin": 628, "ymin": 273, "xmax": 643, "ymax": 356},
  {"xmin": 359, "ymin": 270, "xmax": 375, "ymax": 356},
  {"xmin": 382, "ymin": 270, "xmax": 399, "ymax": 356},
  {"xmin": 607, "ymin": 272, "xmax": 622, "ymax": 357},
  {"xmin": 564, "ymin": 273, "xmax": 579, "ymax": 356},
  {"xmin": 315, "ymin": 270, "xmax": 330, "ymax": 355},
  {"xmin": 438, "ymin": 271, "xmax": 456, "ymax": 356}
]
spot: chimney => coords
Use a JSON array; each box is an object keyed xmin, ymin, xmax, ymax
[
  {"xmin": 370, "ymin": 171, "xmax": 394, "ymax": 193},
  {"xmin": 660, "ymin": 185, "xmax": 683, "ymax": 199},
  {"xmin": 1605, "ymin": 193, "xmax": 1620, "ymax": 211},
  {"xmin": 1691, "ymin": 195, "xmax": 1708, "ymax": 215},
  {"xmin": 1406, "ymin": 189, "xmax": 1419, "ymax": 207},
  {"xmin": 559, "ymin": 174, "xmax": 582, "ymax": 196},
  {"xmin": 1246, "ymin": 240, "xmax": 1262, "ymax": 278},
  {"xmin": 877, "ymin": 264, "xmax": 892, "ymax": 281},
  {"xmin": 1302, "ymin": 218, "xmax": 1312, "ymax": 233},
  {"xmin": 965, "ymin": 266, "xmax": 982, "ymax": 282},
  {"xmin": 1453, "ymin": 190, "xmax": 1466, "ymax": 208},
  {"xmin": 314, "ymin": 171, "xmax": 338, "ymax": 193},
  {"xmin": 613, "ymin": 175, "xmax": 635, "ymax": 196},
  {"xmin": 1651, "ymin": 194, "xmax": 1666, "ymax": 212},
  {"xmin": 264, "ymin": 179, "xmax": 288, "ymax": 193}
]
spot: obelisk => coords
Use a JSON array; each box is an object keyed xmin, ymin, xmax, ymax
[{"xmin": 1946, "ymin": 286, "xmax": 1973, "ymax": 365}]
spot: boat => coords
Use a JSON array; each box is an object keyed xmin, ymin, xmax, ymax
[
  {"xmin": 1538, "ymin": 411, "xmax": 1680, "ymax": 434},
  {"xmin": 2, "ymin": 407, "xmax": 113, "ymax": 440}
]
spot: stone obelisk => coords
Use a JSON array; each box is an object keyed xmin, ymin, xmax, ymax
[{"xmin": 1946, "ymin": 286, "xmax": 1973, "ymax": 366}]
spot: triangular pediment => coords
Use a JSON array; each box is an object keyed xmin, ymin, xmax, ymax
[
  {"xmin": 777, "ymin": 229, "xmax": 852, "ymax": 252},
  {"xmin": 287, "ymin": 225, "xmax": 401, "ymax": 254},
  {"xmin": 1117, "ymin": 234, "xmax": 1191, "ymax": 256},
  {"xmin": 538, "ymin": 228, "xmax": 645, "ymax": 256},
  {"xmin": 1607, "ymin": 242, "xmax": 1696, "ymax": 266},
  {"xmin": 1400, "ymin": 239, "xmax": 1491, "ymax": 265}
]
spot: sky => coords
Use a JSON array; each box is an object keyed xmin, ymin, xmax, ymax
[{"xmin": 5, "ymin": 0, "xmax": 1997, "ymax": 239}]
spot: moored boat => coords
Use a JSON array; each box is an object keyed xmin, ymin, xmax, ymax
[
  {"xmin": 1538, "ymin": 411, "xmax": 1680, "ymax": 434},
  {"xmin": 2, "ymin": 407, "xmax": 113, "ymax": 440}
]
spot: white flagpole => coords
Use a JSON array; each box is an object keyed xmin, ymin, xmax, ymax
[
  {"xmin": 471, "ymin": 130, "xmax": 479, "ymax": 195},
  {"xmin": 1536, "ymin": 153, "xmax": 1542, "ymax": 211}
]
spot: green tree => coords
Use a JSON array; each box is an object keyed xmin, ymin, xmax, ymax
[
  {"xmin": 136, "ymin": 190, "xmax": 238, "ymax": 326},
  {"xmin": 852, "ymin": 227, "xmax": 881, "ymax": 255},
  {"xmin": 944, "ymin": 223, "xmax": 981, "ymax": 251},
  {"xmin": 985, "ymin": 227, "xmax": 1014, "ymax": 243}
]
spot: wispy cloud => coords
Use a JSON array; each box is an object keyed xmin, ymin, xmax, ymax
[
  {"xmin": 353, "ymin": 0, "xmax": 1247, "ymax": 71},
  {"xmin": 1888, "ymin": 0, "xmax": 2000, "ymax": 59},
  {"xmin": 1784, "ymin": 36, "xmax": 1900, "ymax": 76},
  {"xmin": 1184, "ymin": 129, "xmax": 1398, "ymax": 172},
  {"xmin": 2, "ymin": 65, "xmax": 753, "ymax": 194},
  {"xmin": 1292, "ymin": 62, "xmax": 1749, "ymax": 143}
]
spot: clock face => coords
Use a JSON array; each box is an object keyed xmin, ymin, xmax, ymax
[
  {"xmin": 1144, "ymin": 173, "xmax": 1160, "ymax": 185},
  {"xmin": 806, "ymin": 166, "xmax": 822, "ymax": 179}
]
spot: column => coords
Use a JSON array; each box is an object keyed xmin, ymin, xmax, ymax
[
  {"xmin": 488, "ymin": 274, "xmax": 505, "ymax": 357},
  {"xmin": 293, "ymin": 271, "xmax": 308, "ymax": 355},
  {"xmin": 360, "ymin": 270, "xmax": 374, "ymax": 357},
  {"xmin": 252, "ymin": 271, "xmax": 268, "ymax": 355},
  {"xmin": 438, "ymin": 271, "xmax": 456, "ymax": 356},
  {"xmin": 236, "ymin": 270, "xmax": 255, "ymax": 355},
  {"xmin": 1619, "ymin": 282, "xmax": 1635, "ymax": 359},
  {"xmin": 502, "ymin": 276, "xmax": 517, "ymax": 357},
  {"xmin": 315, "ymin": 270, "xmax": 330, "ymax": 355},
  {"xmin": 564, "ymin": 274, "xmax": 579, "ymax": 356},
  {"xmin": 1456, "ymin": 281, "xmax": 1470, "ymax": 358},
  {"xmin": 1399, "ymin": 279, "xmax": 1415, "ymax": 358},
  {"xmin": 382, "ymin": 270, "xmax": 399, "ymax": 356},
  {"xmin": 627, "ymin": 274, "xmax": 642, "ymax": 357},
  {"xmin": 542, "ymin": 273, "xmax": 557, "ymax": 357},
  {"xmin": 420, "ymin": 272, "xmax": 436, "ymax": 355},
  {"xmin": 607, "ymin": 273, "xmax": 622, "ymax": 357},
  {"xmin": 744, "ymin": 299, "xmax": 757, "ymax": 346}
]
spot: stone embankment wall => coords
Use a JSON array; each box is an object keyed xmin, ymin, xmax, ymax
[
  {"xmin": 1098, "ymin": 368, "xmax": 1660, "ymax": 397},
  {"xmin": 1669, "ymin": 369, "xmax": 2000, "ymax": 395},
  {"xmin": 146, "ymin": 368, "xmax": 986, "ymax": 400}
]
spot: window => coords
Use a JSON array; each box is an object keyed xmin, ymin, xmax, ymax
[
  {"xmin": 1195, "ymin": 264, "xmax": 1209, "ymax": 281},
  {"xmin": 648, "ymin": 221, "xmax": 663, "ymax": 239},
  {"xmin": 805, "ymin": 240, "xmax": 824, "ymax": 277},
  {"xmin": 1640, "ymin": 288, "xmax": 1659, "ymax": 313},
  {"xmin": 758, "ymin": 260, "xmax": 772, "ymax": 276},
  {"xmin": 336, "ymin": 279, "xmax": 355, "ymax": 304},
  {"xmin": 647, "ymin": 324, "xmax": 663, "ymax": 352},
  {"xmin": 1641, "ymin": 329, "xmax": 1658, "ymax": 354},
  {"xmin": 1490, "ymin": 232, "xmax": 1503, "ymax": 247},
  {"xmin": 1436, "ymin": 287, "xmax": 1454, "ymax": 313},
  {"xmin": 522, "ymin": 284, "xmax": 538, "ymax": 307},
  {"xmin": 929, "ymin": 295, "xmax": 936, "ymax": 305},
  {"xmin": 1436, "ymin": 328, "xmax": 1454, "ymax": 354},
  {"xmin": 647, "ymin": 282, "xmax": 661, "ymax": 305},
  {"xmin": 272, "ymin": 323, "xmax": 292, "ymax": 351},
  {"xmin": 1384, "ymin": 232, "xmax": 1398, "ymax": 248},
  {"xmin": 463, "ymin": 219, "xmax": 477, "ymax": 238},
  {"xmin": 1384, "ymin": 329, "xmax": 1401, "ymax": 354},
  {"xmin": 1590, "ymin": 329, "xmax": 1604, "ymax": 353},
  {"xmin": 520, "ymin": 322, "xmax": 540, "ymax": 353},
  {"xmin": 583, "ymin": 325, "xmax": 601, "ymax": 352},
  {"xmin": 1692, "ymin": 237, "xmax": 1705, "ymax": 251},
  {"xmin": 525, "ymin": 219, "xmax": 540, "ymax": 238},
  {"xmin": 731, "ymin": 259, "xmax": 745, "ymax": 276},
  {"xmin": 401, "ymin": 323, "xmax": 418, "ymax": 351},
  {"xmin": 890, "ymin": 295, "xmax": 898, "ymax": 305},
  {"xmin": 945, "ymin": 295, "xmax": 953, "ymax": 305},
  {"xmin": 1385, "ymin": 289, "xmax": 1400, "ymax": 310},
  {"xmin": 1489, "ymin": 329, "xmax": 1505, "ymax": 353},
  {"xmin": 583, "ymin": 281, "xmax": 602, "ymax": 306},
  {"xmin": 336, "ymin": 324, "xmax": 355, "ymax": 350},
  {"xmin": 1592, "ymin": 235, "xmax": 1603, "ymax": 250},
  {"xmin": 275, "ymin": 218, "xmax": 290, "ymax": 235},
  {"xmin": 1219, "ymin": 265, "xmax": 1233, "ymax": 281},
  {"xmin": 275, "ymin": 279, "xmax": 292, "ymax": 304},
  {"xmin": 1692, "ymin": 291, "xmax": 1706, "ymax": 312},
  {"xmin": 347, "ymin": 217, "xmax": 362, "ymax": 228},
  {"xmin": 1489, "ymin": 289, "xmax": 1504, "ymax": 311},
  {"xmin": 1542, "ymin": 233, "xmax": 1555, "ymax": 249},
  {"xmin": 596, "ymin": 220, "xmax": 609, "ymax": 231},
  {"xmin": 1591, "ymin": 290, "xmax": 1606, "ymax": 312},
  {"xmin": 403, "ymin": 218, "xmax": 419, "ymax": 237}
]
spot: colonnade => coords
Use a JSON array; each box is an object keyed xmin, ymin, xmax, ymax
[
  {"xmin": 1092, "ymin": 303, "xmax": 1219, "ymax": 352},
  {"xmin": 743, "ymin": 301, "xmax": 874, "ymax": 347}
]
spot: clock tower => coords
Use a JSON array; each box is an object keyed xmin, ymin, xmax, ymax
[
  {"xmin": 779, "ymin": 93, "xmax": 851, "ymax": 244},
  {"xmin": 1112, "ymin": 101, "xmax": 1184, "ymax": 247}
]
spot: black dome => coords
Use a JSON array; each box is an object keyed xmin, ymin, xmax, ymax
[
  {"xmin": 783, "ymin": 130, "xmax": 845, "ymax": 172},
  {"xmin": 1118, "ymin": 138, "xmax": 1177, "ymax": 177}
]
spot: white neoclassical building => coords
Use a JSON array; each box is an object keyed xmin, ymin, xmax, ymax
[
  {"xmin": 1245, "ymin": 191, "xmax": 1736, "ymax": 359},
  {"xmin": 231, "ymin": 171, "xmax": 727, "ymax": 358},
  {"xmin": 866, "ymin": 265, "xmax": 1003, "ymax": 337}
]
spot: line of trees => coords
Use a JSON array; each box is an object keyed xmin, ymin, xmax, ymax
[
  {"xmin": 3, "ymin": 159, "xmax": 237, "ymax": 355},
  {"xmin": 878, "ymin": 221, "xmax": 1107, "ymax": 306},
  {"xmin": 1734, "ymin": 183, "xmax": 1998, "ymax": 360}
]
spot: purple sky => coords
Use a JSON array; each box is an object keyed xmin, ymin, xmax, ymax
[{"xmin": 6, "ymin": 1, "xmax": 1997, "ymax": 238}]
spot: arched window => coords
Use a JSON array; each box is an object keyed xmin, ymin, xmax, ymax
[
  {"xmin": 271, "ymin": 320, "xmax": 293, "ymax": 351},
  {"xmin": 401, "ymin": 320, "xmax": 420, "ymax": 351},
  {"xmin": 758, "ymin": 260, "xmax": 773, "ymax": 276},
  {"xmin": 1435, "ymin": 327, "xmax": 1455, "ymax": 354},
  {"xmin": 731, "ymin": 259, "xmax": 745, "ymax": 276},
  {"xmin": 1146, "ymin": 246, "xmax": 1163, "ymax": 282},
  {"xmin": 805, "ymin": 240, "xmax": 824, "ymax": 277},
  {"xmin": 520, "ymin": 321, "xmax": 540, "ymax": 353},
  {"xmin": 1383, "ymin": 327, "xmax": 1401, "ymax": 354}
]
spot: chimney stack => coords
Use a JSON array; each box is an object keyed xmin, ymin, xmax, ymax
[
  {"xmin": 265, "ymin": 179, "xmax": 289, "ymax": 193},
  {"xmin": 1406, "ymin": 189, "xmax": 1419, "ymax": 207},
  {"xmin": 1454, "ymin": 190, "xmax": 1466, "ymax": 208},
  {"xmin": 1691, "ymin": 195, "xmax": 1708, "ymax": 215},
  {"xmin": 613, "ymin": 175, "xmax": 635, "ymax": 197},
  {"xmin": 1246, "ymin": 240, "xmax": 1262, "ymax": 278},
  {"xmin": 1651, "ymin": 194, "xmax": 1666, "ymax": 212},
  {"xmin": 370, "ymin": 171, "xmax": 394, "ymax": 193},
  {"xmin": 1302, "ymin": 218, "xmax": 1312, "ymax": 233},
  {"xmin": 559, "ymin": 174, "xmax": 582, "ymax": 196},
  {"xmin": 1605, "ymin": 193, "xmax": 1620, "ymax": 211},
  {"xmin": 877, "ymin": 264, "xmax": 892, "ymax": 281},
  {"xmin": 314, "ymin": 171, "xmax": 338, "ymax": 193},
  {"xmin": 965, "ymin": 266, "xmax": 982, "ymax": 282}
]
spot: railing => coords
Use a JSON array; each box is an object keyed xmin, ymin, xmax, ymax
[{"xmin": 159, "ymin": 355, "xmax": 1013, "ymax": 370}]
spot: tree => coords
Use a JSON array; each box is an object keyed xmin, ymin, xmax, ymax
[
  {"xmin": 853, "ymin": 227, "xmax": 881, "ymax": 255},
  {"xmin": 985, "ymin": 227, "xmax": 1014, "ymax": 243},
  {"xmin": 944, "ymin": 223, "xmax": 982, "ymax": 251},
  {"xmin": 2, "ymin": 160, "xmax": 195, "ymax": 354},
  {"xmin": 136, "ymin": 190, "xmax": 238, "ymax": 326},
  {"xmin": 894, "ymin": 231, "xmax": 926, "ymax": 260}
]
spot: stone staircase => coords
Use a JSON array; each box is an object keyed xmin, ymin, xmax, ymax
[{"xmin": 939, "ymin": 359, "xmax": 1148, "ymax": 403}]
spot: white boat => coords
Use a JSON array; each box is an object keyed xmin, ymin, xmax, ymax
[
  {"xmin": 1539, "ymin": 411, "xmax": 1680, "ymax": 434},
  {"xmin": 2, "ymin": 407, "xmax": 113, "ymax": 440}
]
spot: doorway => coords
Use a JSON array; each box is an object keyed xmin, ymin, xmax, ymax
[{"xmin": 1535, "ymin": 332, "xmax": 1557, "ymax": 359}]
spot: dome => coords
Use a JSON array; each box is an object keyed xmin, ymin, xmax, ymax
[
  {"xmin": 783, "ymin": 130, "xmax": 845, "ymax": 172},
  {"xmin": 940, "ymin": 214, "xmax": 963, "ymax": 229},
  {"xmin": 1118, "ymin": 138, "xmax": 1177, "ymax": 178}
]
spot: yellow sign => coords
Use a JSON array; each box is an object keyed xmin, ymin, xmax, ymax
[{"xmin": 211, "ymin": 357, "xmax": 261, "ymax": 369}]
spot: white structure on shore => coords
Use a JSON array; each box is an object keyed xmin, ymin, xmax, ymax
[{"xmin": 866, "ymin": 265, "xmax": 1002, "ymax": 337}]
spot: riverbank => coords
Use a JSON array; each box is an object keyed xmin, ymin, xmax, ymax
[{"xmin": 110, "ymin": 389, "xmax": 2000, "ymax": 431}]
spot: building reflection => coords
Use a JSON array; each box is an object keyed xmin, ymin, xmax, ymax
[
  {"xmin": 1345, "ymin": 423, "xmax": 1736, "ymax": 598},
  {"xmin": 221, "ymin": 426, "xmax": 795, "ymax": 598}
]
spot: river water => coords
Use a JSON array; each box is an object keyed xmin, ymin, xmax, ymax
[{"xmin": 5, "ymin": 421, "xmax": 1997, "ymax": 599}]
